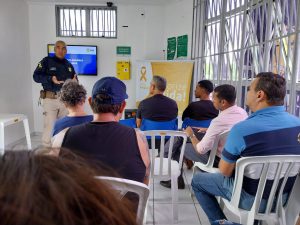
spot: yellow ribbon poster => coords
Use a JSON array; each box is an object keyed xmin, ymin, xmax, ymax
[
  {"xmin": 136, "ymin": 61, "xmax": 194, "ymax": 115},
  {"xmin": 136, "ymin": 61, "xmax": 153, "ymax": 106}
]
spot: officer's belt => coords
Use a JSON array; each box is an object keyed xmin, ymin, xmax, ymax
[{"xmin": 45, "ymin": 91, "xmax": 58, "ymax": 99}]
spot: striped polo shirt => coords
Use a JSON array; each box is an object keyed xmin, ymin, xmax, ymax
[{"xmin": 222, "ymin": 106, "xmax": 300, "ymax": 197}]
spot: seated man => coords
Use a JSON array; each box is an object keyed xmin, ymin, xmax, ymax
[
  {"xmin": 182, "ymin": 79, "xmax": 218, "ymax": 122},
  {"xmin": 52, "ymin": 80, "xmax": 93, "ymax": 136},
  {"xmin": 192, "ymin": 72, "xmax": 300, "ymax": 224},
  {"xmin": 185, "ymin": 84, "xmax": 248, "ymax": 165},
  {"xmin": 53, "ymin": 77, "xmax": 150, "ymax": 184},
  {"xmin": 136, "ymin": 75, "xmax": 178, "ymax": 127},
  {"xmin": 181, "ymin": 79, "xmax": 219, "ymax": 169},
  {"xmin": 160, "ymin": 84, "xmax": 248, "ymax": 189},
  {"xmin": 174, "ymin": 79, "xmax": 218, "ymax": 169}
]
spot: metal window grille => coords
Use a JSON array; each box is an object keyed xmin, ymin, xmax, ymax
[
  {"xmin": 192, "ymin": 0, "xmax": 300, "ymax": 116},
  {"xmin": 56, "ymin": 5, "xmax": 117, "ymax": 38}
]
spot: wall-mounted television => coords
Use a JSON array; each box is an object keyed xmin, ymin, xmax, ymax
[{"xmin": 47, "ymin": 44, "xmax": 98, "ymax": 76}]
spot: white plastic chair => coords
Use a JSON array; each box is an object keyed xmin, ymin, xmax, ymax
[
  {"xmin": 220, "ymin": 155, "xmax": 300, "ymax": 225},
  {"xmin": 142, "ymin": 130, "xmax": 187, "ymax": 223},
  {"xmin": 284, "ymin": 174, "xmax": 300, "ymax": 225},
  {"xmin": 193, "ymin": 130, "xmax": 229, "ymax": 174},
  {"xmin": 95, "ymin": 176, "xmax": 149, "ymax": 225},
  {"xmin": 0, "ymin": 114, "xmax": 32, "ymax": 154}
]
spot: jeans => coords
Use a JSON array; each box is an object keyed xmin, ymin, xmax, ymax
[{"xmin": 192, "ymin": 172, "xmax": 289, "ymax": 223}]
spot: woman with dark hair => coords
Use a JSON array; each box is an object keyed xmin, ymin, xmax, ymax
[
  {"xmin": 0, "ymin": 150, "xmax": 137, "ymax": 225},
  {"xmin": 52, "ymin": 79, "xmax": 93, "ymax": 137}
]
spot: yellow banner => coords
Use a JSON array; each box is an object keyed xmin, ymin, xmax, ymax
[{"xmin": 151, "ymin": 61, "xmax": 194, "ymax": 115}]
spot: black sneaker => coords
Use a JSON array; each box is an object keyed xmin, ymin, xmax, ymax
[
  {"xmin": 159, "ymin": 175, "xmax": 185, "ymax": 189},
  {"xmin": 160, "ymin": 180, "xmax": 171, "ymax": 188}
]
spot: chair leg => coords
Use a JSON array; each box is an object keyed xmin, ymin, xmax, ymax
[
  {"xmin": 23, "ymin": 118, "xmax": 32, "ymax": 150},
  {"xmin": 171, "ymin": 175, "xmax": 179, "ymax": 223},
  {"xmin": 279, "ymin": 208, "xmax": 287, "ymax": 225},
  {"xmin": 240, "ymin": 211, "xmax": 254, "ymax": 225},
  {"xmin": 143, "ymin": 199, "xmax": 148, "ymax": 225}
]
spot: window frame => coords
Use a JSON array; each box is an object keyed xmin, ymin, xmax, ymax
[{"xmin": 55, "ymin": 5, "xmax": 118, "ymax": 39}]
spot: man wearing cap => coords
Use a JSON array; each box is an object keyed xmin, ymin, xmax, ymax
[
  {"xmin": 33, "ymin": 40, "xmax": 77, "ymax": 147},
  {"xmin": 54, "ymin": 77, "xmax": 150, "ymax": 184}
]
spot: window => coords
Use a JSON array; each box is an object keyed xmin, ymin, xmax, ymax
[
  {"xmin": 56, "ymin": 5, "xmax": 117, "ymax": 38},
  {"xmin": 192, "ymin": 0, "xmax": 300, "ymax": 115}
]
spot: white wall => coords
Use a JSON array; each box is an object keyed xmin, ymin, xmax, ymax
[
  {"xmin": 164, "ymin": 0, "xmax": 193, "ymax": 59},
  {"xmin": 0, "ymin": 0, "xmax": 34, "ymax": 145},
  {"xmin": 28, "ymin": 1, "xmax": 193, "ymax": 132}
]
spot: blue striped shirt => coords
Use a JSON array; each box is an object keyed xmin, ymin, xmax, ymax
[{"xmin": 222, "ymin": 106, "xmax": 300, "ymax": 197}]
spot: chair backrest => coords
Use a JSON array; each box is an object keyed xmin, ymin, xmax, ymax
[
  {"xmin": 142, "ymin": 130, "xmax": 187, "ymax": 178},
  {"xmin": 230, "ymin": 155, "xmax": 300, "ymax": 221},
  {"xmin": 95, "ymin": 176, "xmax": 149, "ymax": 225},
  {"xmin": 194, "ymin": 130, "xmax": 229, "ymax": 173},
  {"xmin": 181, "ymin": 118, "xmax": 212, "ymax": 129},
  {"xmin": 140, "ymin": 118, "xmax": 178, "ymax": 131},
  {"xmin": 119, "ymin": 118, "xmax": 137, "ymax": 128}
]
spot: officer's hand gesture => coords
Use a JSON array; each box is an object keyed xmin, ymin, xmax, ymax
[{"xmin": 52, "ymin": 76, "xmax": 64, "ymax": 85}]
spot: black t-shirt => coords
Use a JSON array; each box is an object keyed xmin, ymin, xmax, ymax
[
  {"xmin": 61, "ymin": 122, "xmax": 146, "ymax": 183},
  {"xmin": 136, "ymin": 94, "xmax": 178, "ymax": 121},
  {"xmin": 182, "ymin": 100, "xmax": 218, "ymax": 121}
]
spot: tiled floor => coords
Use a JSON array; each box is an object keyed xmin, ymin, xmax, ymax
[
  {"xmin": 6, "ymin": 133, "xmax": 44, "ymax": 151},
  {"xmin": 145, "ymin": 167, "xmax": 211, "ymax": 225},
  {"xmin": 7, "ymin": 133, "xmax": 238, "ymax": 225}
]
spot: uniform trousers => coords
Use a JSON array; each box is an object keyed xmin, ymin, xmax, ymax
[{"xmin": 42, "ymin": 98, "xmax": 68, "ymax": 146}]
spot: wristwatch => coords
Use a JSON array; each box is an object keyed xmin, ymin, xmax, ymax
[{"xmin": 188, "ymin": 133, "xmax": 195, "ymax": 139}]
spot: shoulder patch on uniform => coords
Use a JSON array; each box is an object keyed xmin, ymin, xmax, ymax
[
  {"xmin": 38, "ymin": 62, "xmax": 42, "ymax": 68},
  {"xmin": 68, "ymin": 67, "xmax": 72, "ymax": 72}
]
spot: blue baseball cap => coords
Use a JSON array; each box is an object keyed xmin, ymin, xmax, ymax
[{"xmin": 92, "ymin": 76, "xmax": 128, "ymax": 104}]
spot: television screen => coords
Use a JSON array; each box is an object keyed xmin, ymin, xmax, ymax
[{"xmin": 47, "ymin": 44, "xmax": 97, "ymax": 76}]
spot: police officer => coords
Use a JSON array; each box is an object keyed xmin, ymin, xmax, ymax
[{"xmin": 33, "ymin": 40, "xmax": 77, "ymax": 146}]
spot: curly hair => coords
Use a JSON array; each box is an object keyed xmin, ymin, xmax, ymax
[{"xmin": 60, "ymin": 80, "xmax": 87, "ymax": 107}]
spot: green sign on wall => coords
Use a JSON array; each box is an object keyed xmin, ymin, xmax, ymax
[
  {"xmin": 177, "ymin": 35, "xmax": 188, "ymax": 58},
  {"xmin": 117, "ymin": 46, "xmax": 131, "ymax": 55},
  {"xmin": 167, "ymin": 37, "xmax": 176, "ymax": 60}
]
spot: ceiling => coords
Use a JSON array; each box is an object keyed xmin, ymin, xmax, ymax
[{"xmin": 25, "ymin": 0, "xmax": 183, "ymax": 5}]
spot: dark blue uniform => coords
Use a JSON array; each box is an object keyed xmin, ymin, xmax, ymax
[{"xmin": 33, "ymin": 56, "xmax": 76, "ymax": 92}]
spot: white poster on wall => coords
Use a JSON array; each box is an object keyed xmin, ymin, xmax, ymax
[{"xmin": 136, "ymin": 61, "xmax": 153, "ymax": 106}]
